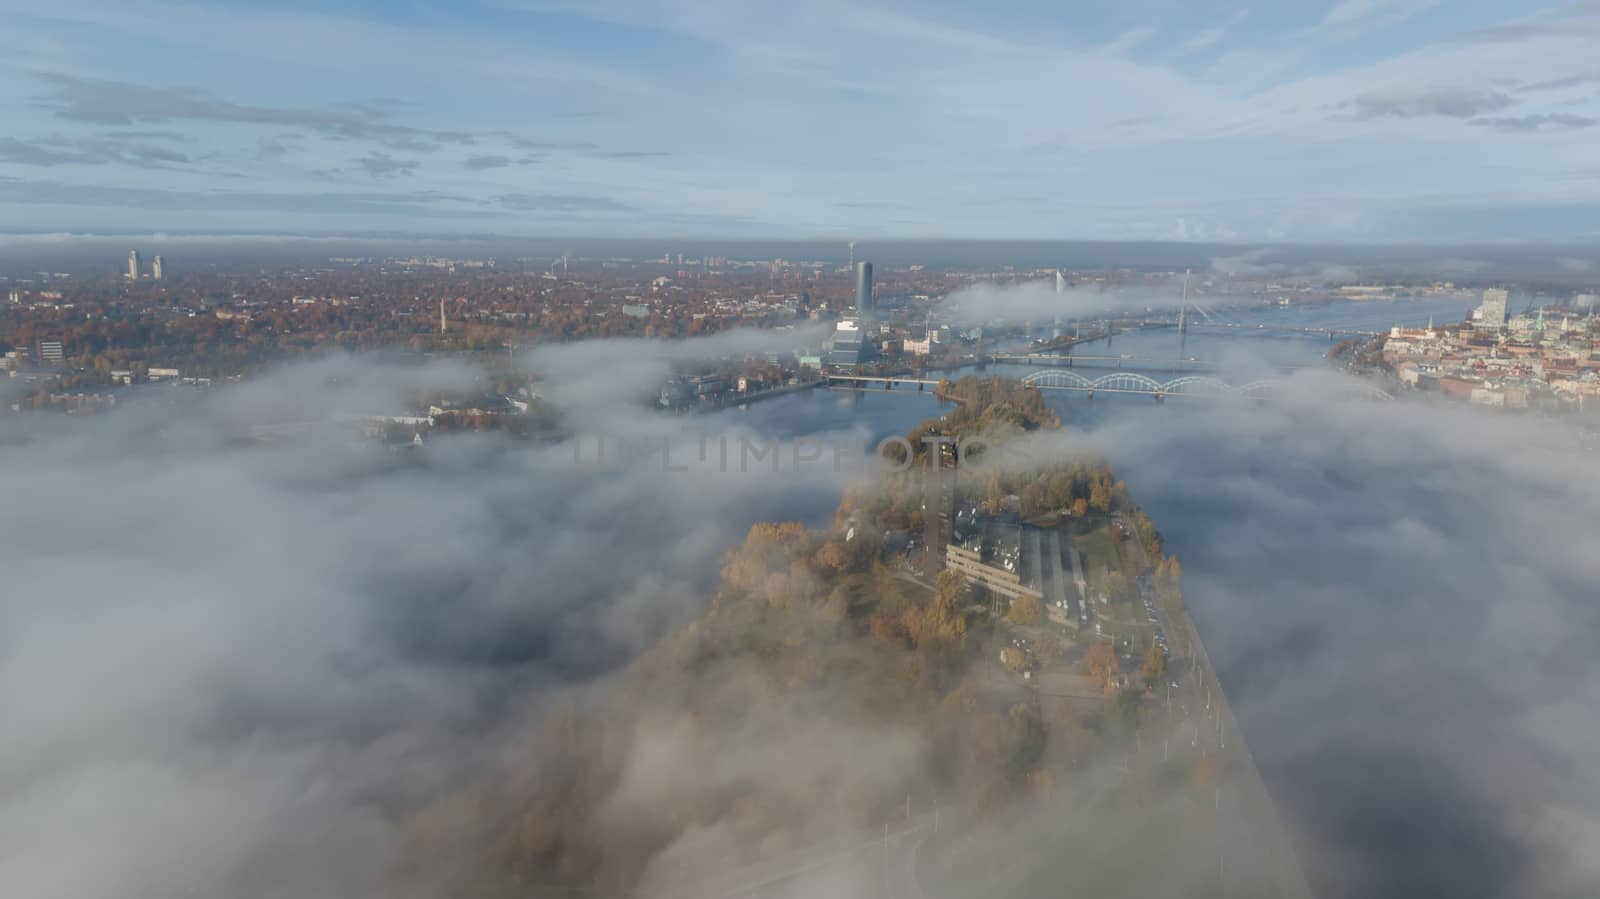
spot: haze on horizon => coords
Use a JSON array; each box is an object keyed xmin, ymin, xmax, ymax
[{"xmin": 2, "ymin": 0, "xmax": 1600, "ymax": 241}]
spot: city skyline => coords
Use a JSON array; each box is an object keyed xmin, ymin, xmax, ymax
[{"xmin": 0, "ymin": 1, "xmax": 1598, "ymax": 241}]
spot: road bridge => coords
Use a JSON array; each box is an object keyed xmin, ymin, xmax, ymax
[{"xmin": 825, "ymin": 374, "xmax": 941, "ymax": 390}]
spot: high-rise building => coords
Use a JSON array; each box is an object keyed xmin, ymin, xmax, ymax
[
  {"xmin": 1477, "ymin": 288, "xmax": 1510, "ymax": 330},
  {"xmin": 1055, "ymin": 270, "xmax": 1066, "ymax": 293},
  {"xmin": 151, "ymin": 256, "xmax": 164, "ymax": 280},
  {"xmin": 854, "ymin": 261, "xmax": 873, "ymax": 317},
  {"xmin": 127, "ymin": 250, "xmax": 141, "ymax": 281}
]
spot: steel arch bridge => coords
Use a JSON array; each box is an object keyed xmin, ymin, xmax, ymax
[{"xmin": 1021, "ymin": 369, "xmax": 1393, "ymax": 401}]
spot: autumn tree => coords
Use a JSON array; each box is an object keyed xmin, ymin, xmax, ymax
[
  {"xmin": 902, "ymin": 570, "xmax": 968, "ymax": 655},
  {"xmin": 813, "ymin": 541, "xmax": 849, "ymax": 572},
  {"xmin": 1156, "ymin": 554, "xmax": 1182, "ymax": 588},
  {"xmin": 1000, "ymin": 646, "xmax": 1027, "ymax": 674},
  {"xmin": 1007, "ymin": 595, "xmax": 1044, "ymax": 627},
  {"xmin": 933, "ymin": 570, "xmax": 969, "ymax": 608},
  {"xmin": 1085, "ymin": 640, "xmax": 1119, "ymax": 690},
  {"xmin": 1089, "ymin": 479, "xmax": 1111, "ymax": 514}
]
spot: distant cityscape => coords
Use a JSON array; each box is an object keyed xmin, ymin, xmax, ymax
[{"xmin": 1, "ymin": 246, "xmax": 1597, "ymax": 426}]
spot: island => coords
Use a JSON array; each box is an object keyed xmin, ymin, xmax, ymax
[{"xmin": 396, "ymin": 376, "xmax": 1314, "ymax": 899}]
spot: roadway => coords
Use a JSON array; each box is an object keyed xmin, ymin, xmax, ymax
[{"xmin": 1120, "ymin": 511, "xmax": 1317, "ymax": 899}]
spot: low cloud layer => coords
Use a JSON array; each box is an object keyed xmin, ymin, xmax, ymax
[
  {"xmin": 1072, "ymin": 382, "xmax": 1600, "ymax": 899},
  {"xmin": 3, "ymin": 346, "xmax": 1599, "ymax": 899},
  {"xmin": 0, "ymin": 352, "xmax": 857, "ymax": 899}
]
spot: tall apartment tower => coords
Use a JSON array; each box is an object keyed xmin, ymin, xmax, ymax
[
  {"xmin": 151, "ymin": 256, "xmax": 164, "ymax": 280},
  {"xmin": 439, "ymin": 298, "xmax": 448, "ymax": 334},
  {"xmin": 854, "ymin": 261, "xmax": 874, "ymax": 319},
  {"xmin": 127, "ymin": 250, "xmax": 141, "ymax": 281},
  {"xmin": 922, "ymin": 437, "xmax": 957, "ymax": 579}
]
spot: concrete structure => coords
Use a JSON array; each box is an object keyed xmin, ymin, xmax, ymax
[
  {"xmin": 854, "ymin": 261, "xmax": 873, "ymax": 318},
  {"xmin": 945, "ymin": 544, "xmax": 1043, "ymax": 601},
  {"xmin": 127, "ymin": 250, "xmax": 141, "ymax": 281},
  {"xmin": 151, "ymin": 255, "xmax": 164, "ymax": 280}
]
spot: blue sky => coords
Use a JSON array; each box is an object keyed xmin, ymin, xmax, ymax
[{"xmin": 1, "ymin": 0, "xmax": 1598, "ymax": 241}]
